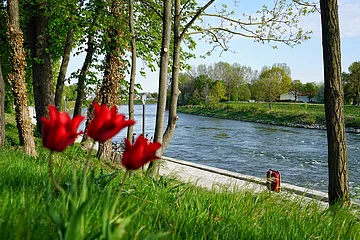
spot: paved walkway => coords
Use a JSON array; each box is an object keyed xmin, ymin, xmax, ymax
[{"xmin": 159, "ymin": 156, "xmax": 329, "ymax": 208}]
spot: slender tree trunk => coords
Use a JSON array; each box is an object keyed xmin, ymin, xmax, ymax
[
  {"xmin": 7, "ymin": 0, "xmax": 37, "ymax": 157},
  {"xmin": 148, "ymin": 0, "xmax": 172, "ymax": 173},
  {"xmin": 73, "ymin": 33, "xmax": 95, "ymax": 117},
  {"xmin": 96, "ymin": 0, "xmax": 125, "ymax": 160},
  {"xmin": 320, "ymin": 0, "xmax": 350, "ymax": 205},
  {"xmin": 161, "ymin": 0, "xmax": 181, "ymax": 154},
  {"xmin": 55, "ymin": 28, "xmax": 74, "ymax": 110},
  {"xmin": 81, "ymin": 88, "xmax": 100, "ymax": 143},
  {"xmin": 149, "ymin": 0, "xmax": 214, "ymax": 174},
  {"xmin": 28, "ymin": 0, "xmax": 54, "ymax": 132},
  {"xmin": 126, "ymin": 0, "xmax": 136, "ymax": 140},
  {"xmin": 0, "ymin": 61, "xmax": 5, "ymax": 147}
]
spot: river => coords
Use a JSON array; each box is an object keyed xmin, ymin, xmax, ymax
[{"xmin": 83, "ymin": 104, "xmax": 360, "ymax": 198}]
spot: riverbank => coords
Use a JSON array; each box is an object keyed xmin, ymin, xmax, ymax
[{"xmin": 177, "ymin": 102, "xmax": 360, "ymax": 133}]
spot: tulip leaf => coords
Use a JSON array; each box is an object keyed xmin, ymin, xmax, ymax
[{"xmin": 64, "ymin": 199, "xmax": 91, "ymax": 240}]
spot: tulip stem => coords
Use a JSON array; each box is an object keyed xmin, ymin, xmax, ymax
[
  {"xmin": 48, "ymin": 152, "xmax": 66, "ymax": 196},
  {"xmin": 109, "ymin": 170, "xmax": 129, "ymax": 220},
  {"xmin": 81, "ymin": 141, "xmax": 96, "ymax": 202}
]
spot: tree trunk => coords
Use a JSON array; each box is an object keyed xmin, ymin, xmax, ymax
[
  {"xmin": 55, "ymin": 28, "xmax": 74, "ymax": 110},
  {"xmin": 96, "ymin": 0, "xmax": 125, "ymax": 160},
  {"xmin": 0, "ymin": 61, "xmax": 5, "ymax": 147},
  {"xmin": 81, "ymin": 89, "xmax": 101, "ymax": 144},
  {"xmin": 28, "ymin": 0, "xmax": 54, "ymax": 132},
  {"xmin": 147, "ymin": 0, "xmax": 172, "ymax": 173},
  {"xmin": 73, "ymin": 33, "xmax": 95, "ymax": 117},
  {"xmin": 7, "ymin": 0, "xmax": 37, "ymax": 157},
  {"xmin": 320, "ymin": 0, "xmax": 350, "ymax": 205},
  {"xmin": 126, "ymin": 0, "xmax": 136, "ymax": 141},
  {"xmin": 161, "ymin": 0, "xmax": 181, "ymax": 154}
]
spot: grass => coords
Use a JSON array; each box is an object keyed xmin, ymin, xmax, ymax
[
  {"xmin": 1, "ymin": 122, "xmax": 360, "ymax": 239},
  {"xmin": 178, "ymin": 102, "xmax": 360, "ymax": 129}
]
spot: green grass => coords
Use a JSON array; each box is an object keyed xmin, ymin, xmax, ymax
[
  {"xmin": 178, "ymin": 102, "xmax": 360, "ymax": 129},
  {"xmin": 1, "ymin": 123, "xmax": 360, "ymax": 239}
]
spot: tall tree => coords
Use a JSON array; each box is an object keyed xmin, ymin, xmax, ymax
[
  {"xmin": 96, "ymin": 0, "xmax": 127, "ymax": 160},
  {"xmin": 251, "ymin": 66, "xmax": 292, "ymax": 109},
  {"xmin": 302, "ymin": 82, "xmax": 318, "ymax": 102},
  {"xmin": 28, "ymin": 0, "xmax": 54, "ymax": 132},
  {"xmin": 127, "ymin": 0, "xmax": 136, "ymax": 141},
  {"xmin": 344, "ymin": 61, "xmax": 360, "ymax": 105},
  {"xmin": 0, "ymin": 61, "xmax": 4, "ymax": 147},
  {"xmin": 73, "ymin": 0, "xmax": 103, "ymax": 117},
  {"xmin": 320, "ymin": 0, "xmax": 349, "ymax": 205},
  {"xmin": 161, "ymin": 0, "xmax": 215, "ymax": 156},
  {"xmin": 148, "ymin": 0, "xmax": 172, "ymax": 173},
  {"xmin": 7, "ymin": 0, "xmax": 37, "ymax": 157},
  {"xmin": 54, "ymin": 28, "xmax": 74, "ymax": 110},
  {"xmin": 290, "ymin": 80, "xmax": 303, "ymax": 102}
]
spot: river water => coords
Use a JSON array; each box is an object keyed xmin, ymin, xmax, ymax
[{"xmin": 84, "ymin": 104, "xmax": 360, "ymax": 198}]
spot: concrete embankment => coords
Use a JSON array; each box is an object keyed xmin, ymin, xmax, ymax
[{"xmin": 159, "ymin": 156, "xmax": 330, "ymax": 207}]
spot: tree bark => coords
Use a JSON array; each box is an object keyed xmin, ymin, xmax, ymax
[
  {"xmin": 320, "ymin": 0, "xmax": 350, "ymax": 205},
  {"xmin": 0, "ymin": 61, "xmax": 5, "ymax": 147},
  {"xmin": 7, "ymin": 0, "xmax": 37, "ymax": 157},
  {"xmin": 73, "ymin": 32, "xmax": 95, "ymax": 117},
  {"xmin": 126, "ymin": 0, "xmax": 136, "ymax": 141},
  {"xmin": 147, "ymin": 0, "xmax": 172, "ymax": 173},
  {"xmin": 28, "ymin": 0, "xmax": 54, "ymax": 132},
  {"xmin": 55, "ymin": 28, "xmax": 74, "ymax": 110},
  {"xmin": 96, "ymin": 0, "xmax": 125, "ymax": 160}
]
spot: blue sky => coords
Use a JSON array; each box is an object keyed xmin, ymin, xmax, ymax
[{"xmin": 67, "ymin": 0, "xmax": 360, "ymax": 93}]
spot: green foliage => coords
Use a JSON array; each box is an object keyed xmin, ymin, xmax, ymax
[
  {"xmin": 178, "ymin": 62, "xmax": 256, "ymax": 106},
  {"xmin": 343, "ymin": 61, "xmax": 360, "ymax": 105},
  {"xmin": 63, "ymin": 84, "xmax": 78, "ymax": 101},
  {"xmin": 178, "ymin": 101, "xmax": 360, "ymax": 128},
  {"xmin": 302, "ymin": 82, "xmax": 319, "ymax": 102},
  {"xmin": 251, "ymin": 66, "xmax": 292, "ymax": 103},
  {"xmin": 208, "ymin": 80, "xmax": 226, "ymax": 106}
]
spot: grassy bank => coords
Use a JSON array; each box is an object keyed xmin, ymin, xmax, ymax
[
  {"xmin": 177, "ymin": 102, "xmax": 360, "ymax": 130},
  {"xmin": 1, "ymin": 123, "xmax": 360, "ymax": 239}
]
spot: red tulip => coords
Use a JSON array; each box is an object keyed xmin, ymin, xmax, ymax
[
  {"xmin": 41, "ymin": 105, "xmax": 85, "ymax": 152},
  {"xmin": 122, "ymin": 135, "xmax": 161, "ymax": 170},
  {"xmin": 87, "ymin": 102, "xmax": 135, "ymax": 142}
]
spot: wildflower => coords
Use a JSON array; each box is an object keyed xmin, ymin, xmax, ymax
[
  {"xmin": 41, "ymin": 105, "xmax": 84, "ymax": 152},
  {"xmin": 122, "ymin": 135, "xmax": 161, "ymax": 170},
  {"xmin": 87, "ymin": 102, "xmax": 135, "ymax": 142}
]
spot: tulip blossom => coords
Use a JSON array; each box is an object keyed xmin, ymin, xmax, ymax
[
  {"xmin": 41, "ymin": 105, "xmax": 85, "ymax": 152},
  {"xmin": 122, "ymin": 135, "xmax": 161, "ymax": 170},
  {"xmin": 87, "ymin": 102, "xmax": 135, "ymax": 142}
]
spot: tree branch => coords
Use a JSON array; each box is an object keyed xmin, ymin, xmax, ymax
[
  {"xmin": 139, "ymin": 0, "xmax": 162, "ymax": 19},
  {"xmin": 180, "ymin": 0, "xmax": 215, "ymax": 39}
]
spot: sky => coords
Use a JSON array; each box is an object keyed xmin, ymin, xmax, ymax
[{"xmin": 67, "ymin": 0, "xmax": 360, "ymax": 93}]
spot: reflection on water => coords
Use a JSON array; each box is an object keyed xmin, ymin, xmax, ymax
[{"xmin": 81, "ymin": 104, "xmax": 360, "ymax": 198}]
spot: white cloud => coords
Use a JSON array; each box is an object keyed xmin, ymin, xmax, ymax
[{"xmin": 338, "ymin": 0, "xmax": 360, "ymax": 37}]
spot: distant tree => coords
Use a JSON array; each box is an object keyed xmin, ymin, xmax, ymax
[
  {"xmin": 290, "ymin": 80, "xmax": 303, "ymax": 102},
  {"xmin": 63, "ymin": 84, "xmax": 78, "ymax": 102},
  {"xmin": 208, "ymin": 80, "xmax": 226, "ymax": 106},
  {"xmin": 343, "ymin": 61, "xmax": 360, "ymax": 105},
  {"xmin": 302, "ymin": 82, "xmax": 318, "ymax": 102},
  {"xmin": 315, "ymin": 83, "xmax": 324, "ymax": 104},
  {"xmin": 320, "ymin": 0, "xmax": 349, "ymax": 205},
  {"xmin": 342, "ymin": 72, "xmax": 354, "ymax": 105},
  {"xmin": 178, "ymin": 72, "xmax": 195, "ymax": 105},
  {"xmin": 238, "ymin": 84, "xmax": 251, "ymax": 101},
  {"xmin": 251, "ymin": 66, "xmax": 292, "ymax": 109}
]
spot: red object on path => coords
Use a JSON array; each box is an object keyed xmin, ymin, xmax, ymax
[{"xmin": 266, "ymin": 169, "xmax": 281, "ymax": 192}]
